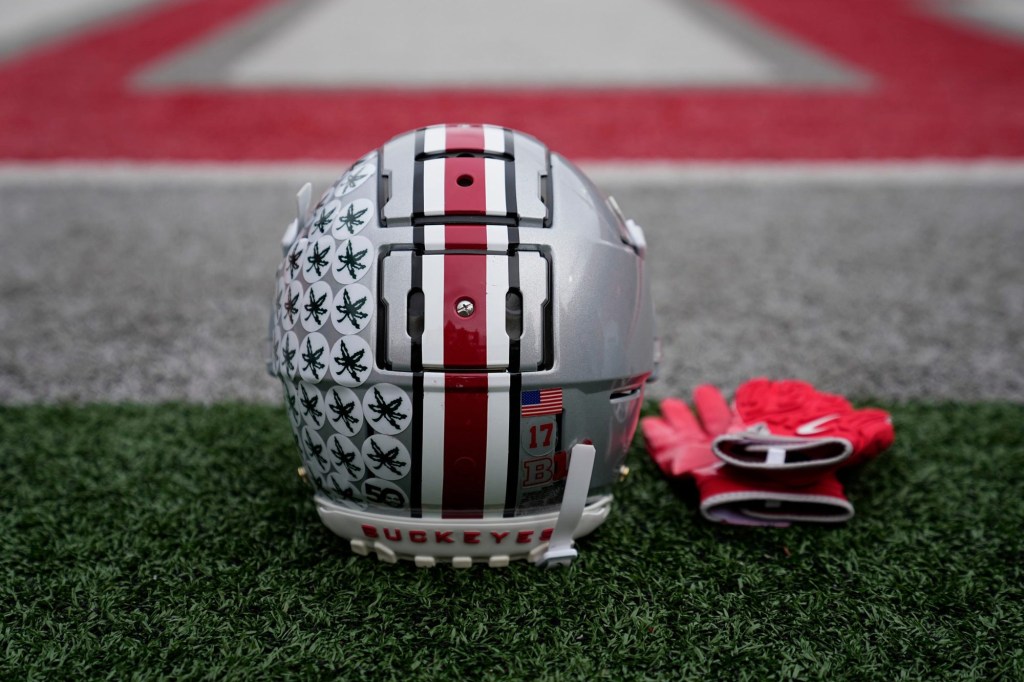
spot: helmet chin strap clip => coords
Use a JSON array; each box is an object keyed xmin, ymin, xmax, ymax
[
  {"xmin": 280, "ymin": 182, "xmax": 313, "ymax": 256},
  {"xmin": 534, "ymin": 442, "xmax": 597, "ymax": 569}
]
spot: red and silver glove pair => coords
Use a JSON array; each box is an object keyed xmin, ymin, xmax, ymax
[{"xmin": 642, "ymin": 379, "xmax": 894, "ymax": 527}]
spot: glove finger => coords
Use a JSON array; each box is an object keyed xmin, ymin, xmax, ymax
[
  {"xmin": 844, "ymin": 408, "xmax": 895, "ymax": 465},
  {"xmin": 642, "ymin": 416, "xmax": 717, "ymax": 477},
  {"xmin": 641, "ymin": 417, "xmax": 681, "ymax": 470},
  {"xmin": 658, "ymin": 398, "xmax": 702, "ymax": 435},
  {"xmin": 644, "ymin": 441, "xmax": 689, "ymax": 477},
  {"xmin": 693, "ymin": 384, "xmax": 733, "ymax": 436},
  {"xmin": 735, "ymin": 377, "xmax": 853, "ymax": 424},
  {"xmin": 640, "ymin": 416, "xmax": 673, "ymax": 450}
]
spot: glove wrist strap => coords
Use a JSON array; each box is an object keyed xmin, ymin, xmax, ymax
[{"xmin": 713, "ymin": 432, "xmax": 853, "ymax": 472}]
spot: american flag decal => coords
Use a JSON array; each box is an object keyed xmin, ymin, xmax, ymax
[{"xmin": 521, "ymin": 388, "xmax": 563, "ymax": 416}]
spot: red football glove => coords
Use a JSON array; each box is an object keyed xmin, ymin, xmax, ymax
[
  {"xmin": 641, "ymin": 385, "xmax": 737, "ymax": 478},
  {"xmin": 712, "ymin": 378, "xmax": 894, "ymax": 484},
  {"xmin": 642, "ymin": 379, "xmax": 894, "ymax": 526},
  {"xmin": 691, "ymin": 462, "xmax": 854, "ymax": 527}
]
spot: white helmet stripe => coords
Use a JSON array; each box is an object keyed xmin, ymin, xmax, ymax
[
  {"xmin": 484, "ymin": 157, "xmax": 507, "ymax": 214},
  {"xmin": 419, "ymin": 372, "xmax": 447, "ymax": 511},
  {"xmin": 486, "ymin": 224, "xmax": 509, "ymax": 251},
  {"xmin": 422, "ymin": 124, "xmax": 446, "ymax": 155},
  {"xmin": 482, "ymin": 125, "xmax": 506, "ymax": 155},
  {"xmin": 421, "ymin": 253, "xmax": 445, "ymax": 367},
  {"xmin": 483, "ymin": 373, "xmax": 512, "ymax": 518},
  {"xmin": 422, "ymin": 158, "xmax": 446, "ymax": 216},
  {"xmin": 485, "ymin": 254, "xmax": 510, "ymax": 369}
]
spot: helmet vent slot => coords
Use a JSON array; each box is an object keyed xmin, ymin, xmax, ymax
[
  {"xmin": 407, "ymin": 288, "xmax": 425, "ymax": 340},
  {"xmin": 610, "ymin": 386, "xmax": 642, "ymax": 403},
  {"xmin": 415, "ymin": 151, "xmax": 512, "ymax": 162},
  {"xmin": 380, "ymin": 250, "xmax": 549, "ymax": 372},
  {"xmin": 506, "ymin": 289, "xmax": 523, "ymax": 340}
]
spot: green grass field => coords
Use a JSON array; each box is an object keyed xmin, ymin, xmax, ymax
[{"xmin": 2, "ymin": 402, "xmax": 1022, "ymax": 680}]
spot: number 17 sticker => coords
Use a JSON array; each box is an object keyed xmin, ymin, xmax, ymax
[{"xmin": 522, "ymin": 416, "xmax": 558, "ymax": 456}]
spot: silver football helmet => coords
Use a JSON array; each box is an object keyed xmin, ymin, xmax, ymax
[{"xmin": 268, "ymin": 124, "xmax": 655, "ymax": 567}]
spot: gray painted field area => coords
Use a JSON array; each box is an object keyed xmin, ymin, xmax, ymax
[{"xmin": 1, "ymin": 166, "xmax": 1021, "ymax": 404}]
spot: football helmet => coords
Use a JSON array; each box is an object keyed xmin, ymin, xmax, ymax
[{"xmin": 268, "ymin": 124, "xmax": 656, "ymax": 567}]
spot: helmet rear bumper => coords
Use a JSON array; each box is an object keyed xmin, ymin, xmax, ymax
[{"xmin": 314, "ymin": 493, "xmax": 613, "ymax": 567}]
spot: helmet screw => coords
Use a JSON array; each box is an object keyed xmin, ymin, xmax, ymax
[{"xmin": 455, "ymin": 298, "xmax": 475, "ymax": 317}]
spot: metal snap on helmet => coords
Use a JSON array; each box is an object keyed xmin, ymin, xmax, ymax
[{"xmin": 268, "ymin": 124, "xmax": 656, "ymax": 567}]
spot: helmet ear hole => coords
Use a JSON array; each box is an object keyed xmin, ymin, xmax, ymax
[{"xmin": 505, "ymin": 289, "xmax": 523, "ymax": 340}]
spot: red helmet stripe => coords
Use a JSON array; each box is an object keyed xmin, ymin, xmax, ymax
[
  {"xmin": 442, "ymin": 253, "xmax": 488, "ymax": 367},
  {"xmin": 421, "ymin": 124, "xmax": 506, "ymax": 155},
  {"xmin": 443, "ymin": 224, "xmax": 488, "ymax": 249},
  {"xmin": 418, "ymin": 372, "xmax": 513, "ymax": 519},
  {"xmin": 443, "ymin": 125, "xmax": 486, "ymax": 153},
  {"xmin": 410, "ymin": 127, "xmax": 521, "ymax": 519},
  {"xmin": 443, "ymin": 156, "xmax": 487, "ymax": 215},
  {"xmin": 441, "ymin": 374, "xmax": 489, "ymax": 517}
]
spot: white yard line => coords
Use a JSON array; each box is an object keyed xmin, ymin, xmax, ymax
[
  {"xmin": 0, "ymin": 0, "xmax": 163, "ymax": 58},
  {"xmin": 168, "ymin": 0, "xmax": 771, "ymax": 87}
]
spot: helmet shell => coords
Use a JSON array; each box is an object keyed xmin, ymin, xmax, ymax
[{"xmin": 269, "ymin": 124, "xmax": 655, "ymax": 562}]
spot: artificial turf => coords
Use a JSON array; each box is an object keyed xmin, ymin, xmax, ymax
[{"xmin": 1, "ymin": 402, "xmax": 1021, "ymax": 681}]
